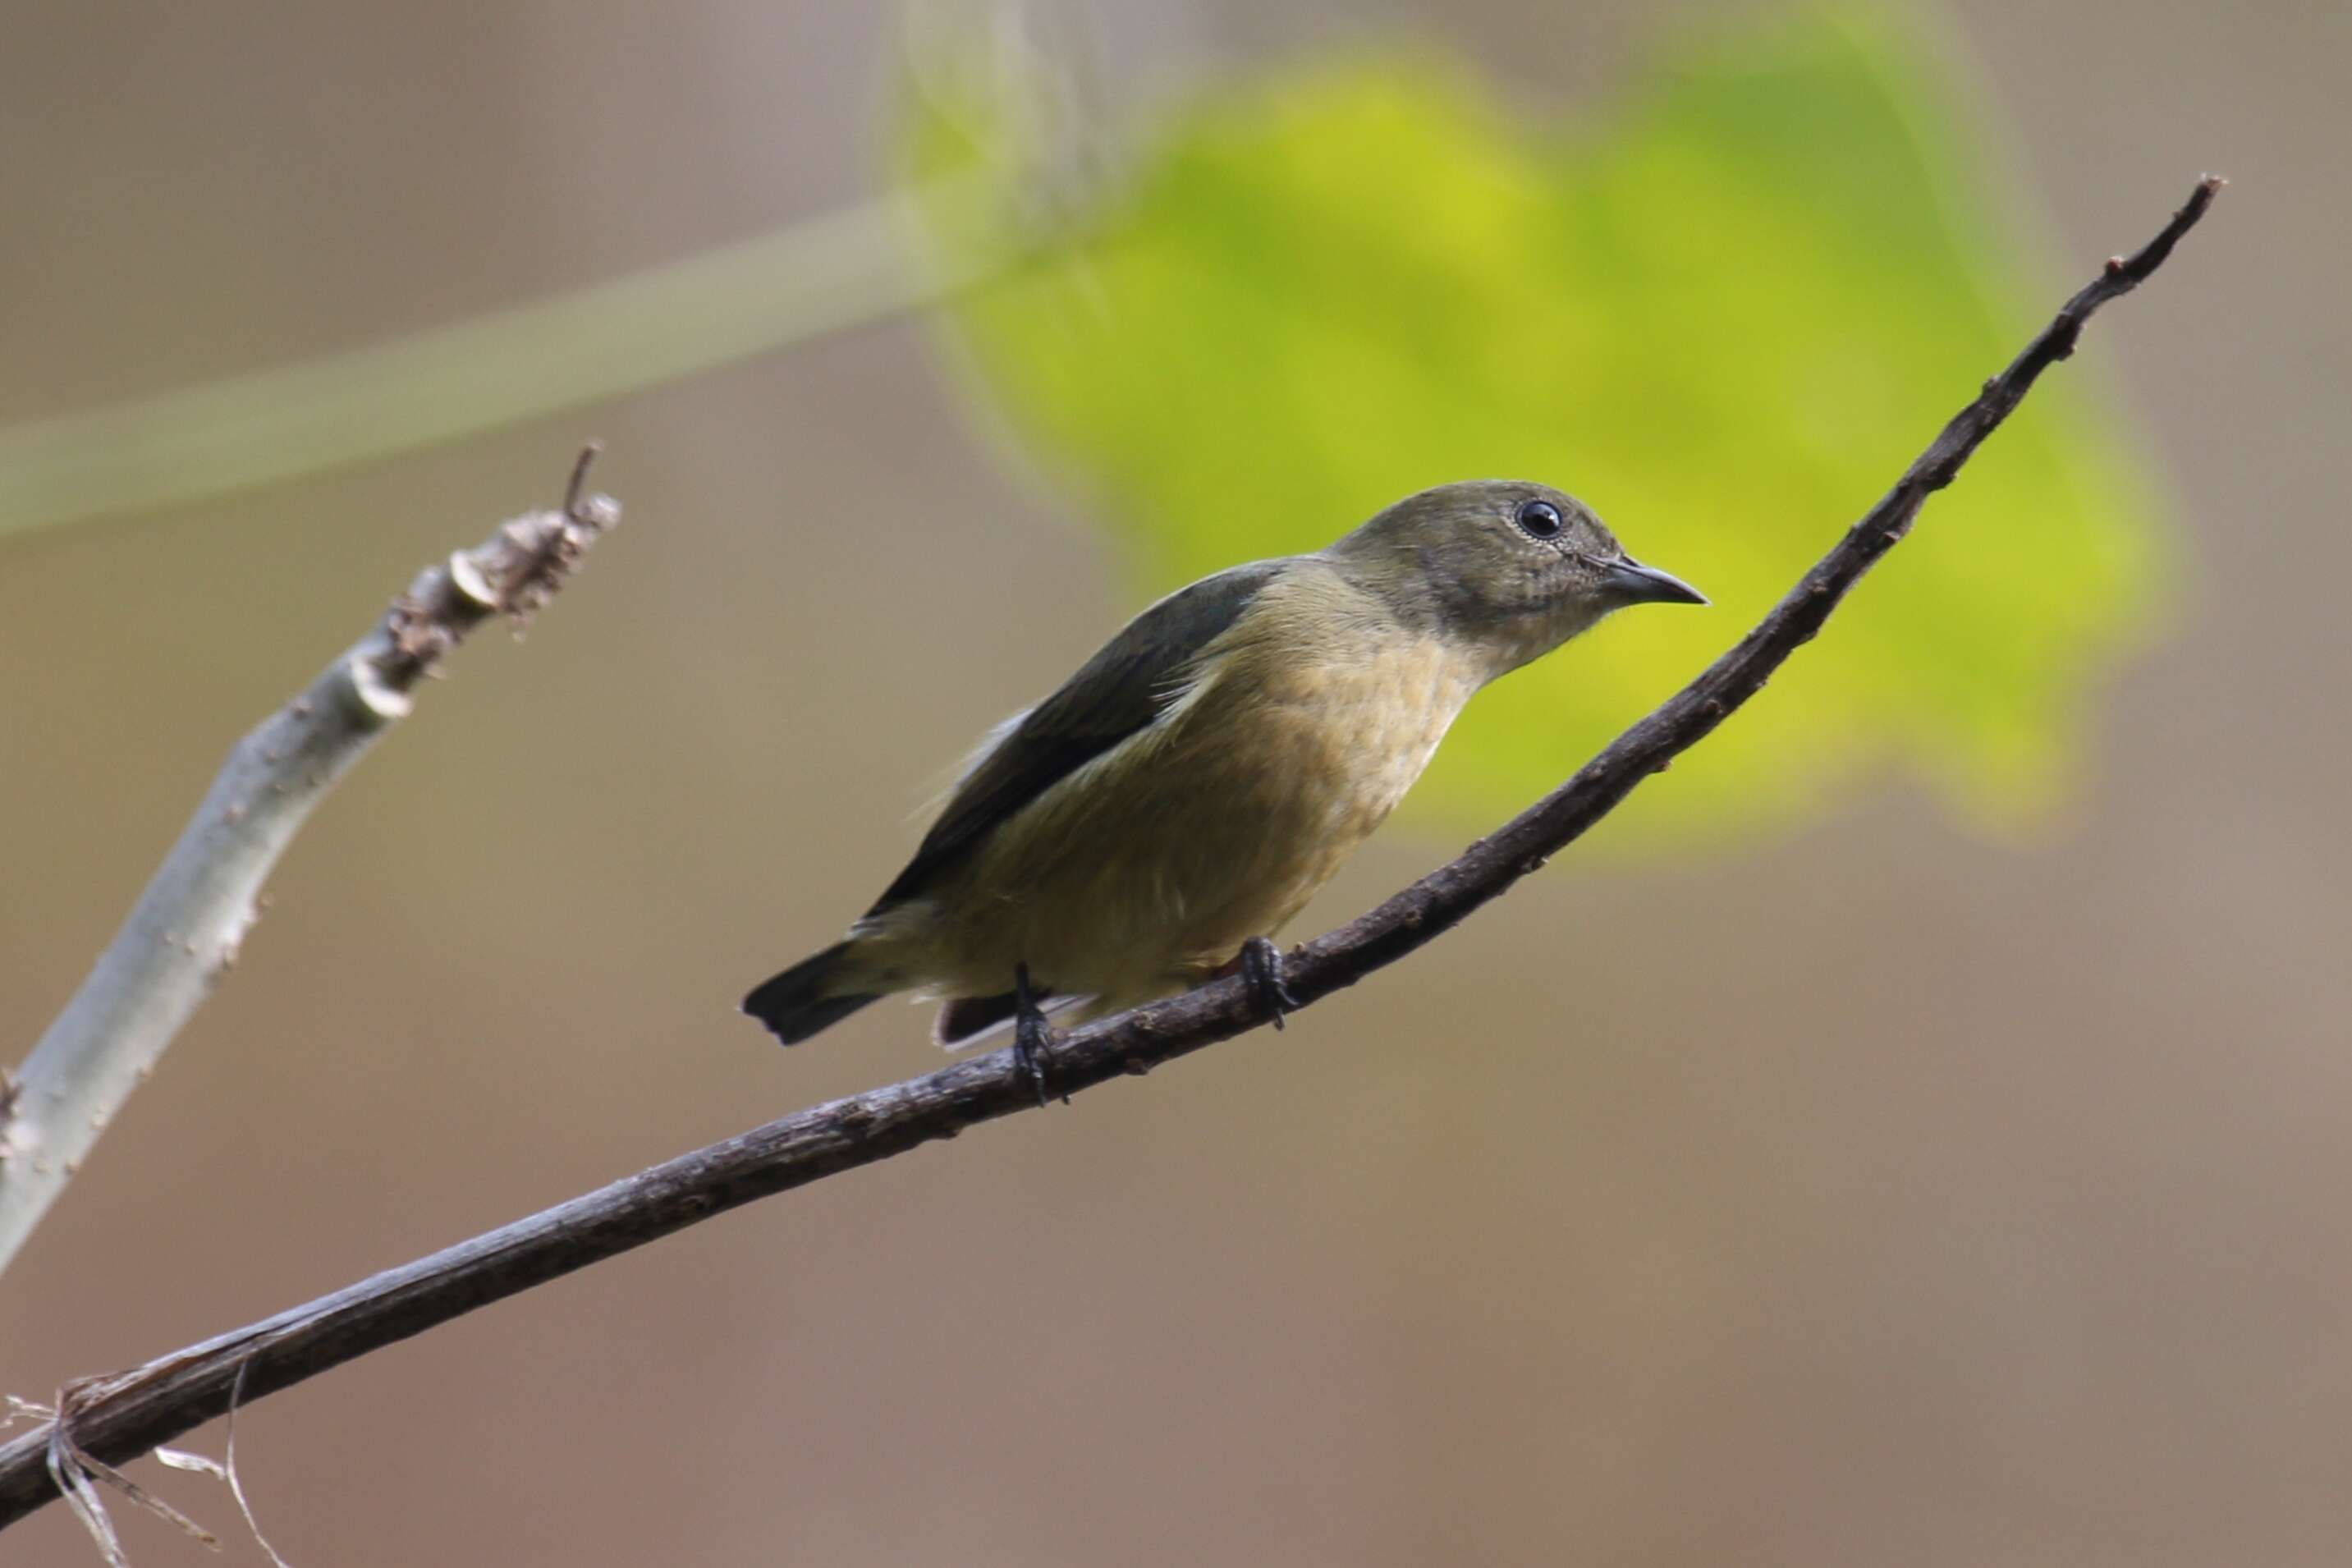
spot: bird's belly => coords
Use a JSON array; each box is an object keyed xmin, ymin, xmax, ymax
[{"xmin": 899, "ymin": 640, "xmax": 1479, "ymax": 1008}]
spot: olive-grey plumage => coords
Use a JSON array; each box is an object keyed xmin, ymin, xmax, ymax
[
  {"xmin": 743, "ymin": 479, "xmax": 1703, "ymax": 1051},
  {"xmin": 871, "ymin": 561, "xmax": 1286, "ymax": 912}
]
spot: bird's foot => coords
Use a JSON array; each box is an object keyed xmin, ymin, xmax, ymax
[
  {"xmin": 1237, "ymin": 936, "xmax": 1300, "ymax": 1029},
  {"xmin": 1012, "ymin": 962, "xmax": 1066, "ymax": 1109}
]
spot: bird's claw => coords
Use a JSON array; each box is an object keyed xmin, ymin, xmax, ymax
[
  {"xmin": 1238, "ymin": 936, "xmax": 1300, "ymax": 1029},
  {"xmin": 1012, "ymin": 962, "xmax": 1066, "ymax": 1108}
]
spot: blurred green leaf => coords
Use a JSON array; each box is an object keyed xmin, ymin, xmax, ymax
[{"xmin": 900, "ymin": 11, "xmax": 2166, "ymax": 852}]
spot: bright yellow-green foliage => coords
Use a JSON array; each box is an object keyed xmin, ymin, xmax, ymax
[{"xmin": 901, "ymin": 12, "xmax": 2165, "ymax": 852}]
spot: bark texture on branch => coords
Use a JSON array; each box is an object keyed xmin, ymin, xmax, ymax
[
  {"xmin": 0, "ymin": 178, "xmax": 2220, "ymax": 1533},
  {"xmin": 0, "ymin": 450, "xmax": 621, "ymax": 1278}
]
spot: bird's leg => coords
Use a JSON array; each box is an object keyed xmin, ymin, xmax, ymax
[
  {"xmin": 1011, "ymin": 962, "xmax": 1064, "ymax": 1108},
  {"xmin": 1236, "ymin": 936, "xmax": 1300, "ymax": 1029}
]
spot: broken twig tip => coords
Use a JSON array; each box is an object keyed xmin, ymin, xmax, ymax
[{"xmin": 565, "ymin": 442, "xmax": 603, "ymax": 519}]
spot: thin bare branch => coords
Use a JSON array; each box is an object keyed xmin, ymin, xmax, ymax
[
  {"xmin": 0, "ymin": 177, "xmax": 2221, "ymax": 1534},
  {"xmin": 0, "ymin": 451, "xmax": 622, "ymax": 1277}
]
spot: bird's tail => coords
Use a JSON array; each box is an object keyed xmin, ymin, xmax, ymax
[{"xmin": 741, "ymin": 942, "xmax": 882, "ymax": 1044}]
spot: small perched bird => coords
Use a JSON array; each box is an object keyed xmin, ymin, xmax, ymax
[{"xmin": 743, "ymin": 479, "xmax": 1703, "ymax": 1094}]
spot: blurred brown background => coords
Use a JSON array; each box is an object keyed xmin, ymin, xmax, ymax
[{"xmin": 2, "ymin": 1, "xmax": 2345, "ymax": 1563}]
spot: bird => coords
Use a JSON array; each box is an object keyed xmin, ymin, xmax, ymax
[{"xmin": 741, "ymin": 479, "xmax": 1704, "ymax": 1098}]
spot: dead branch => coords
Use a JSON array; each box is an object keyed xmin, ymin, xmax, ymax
[
  {"xmin": 0, "ymin": 177, "xmax": 2221, "ymax": 1534},
  {"xmin": 0, "ymin": 449, "xmax": 621, "ymax": 1277}
]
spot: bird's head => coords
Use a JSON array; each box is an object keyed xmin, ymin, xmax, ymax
[{"xmin": 1325, "ymin": 479, "xmax": 1706, "ymax": 681}]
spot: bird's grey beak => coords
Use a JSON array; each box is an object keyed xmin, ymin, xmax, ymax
[{"xmin": 1605, "ymin": 556, "xmax": 1708, "ymax": 607}]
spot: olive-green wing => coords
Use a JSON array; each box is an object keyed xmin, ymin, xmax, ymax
[{"xmin": 867, "ymin": 560, "xmax": 1286, "ymax": 913}]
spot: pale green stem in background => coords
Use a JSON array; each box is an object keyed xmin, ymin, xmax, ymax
[{"xmin": 0, "ymin": 177, "xmax": 1021, "ymax": 542}]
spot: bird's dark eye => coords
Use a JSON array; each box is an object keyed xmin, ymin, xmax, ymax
[{"xmin": 1515, "ymin": 498, "xmax": 1564, "ymax": 539}]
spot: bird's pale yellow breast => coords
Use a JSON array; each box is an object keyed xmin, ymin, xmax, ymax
[{"xmin": 1234, "ymin": 631, "xmax": 1484, "ymax": 840}]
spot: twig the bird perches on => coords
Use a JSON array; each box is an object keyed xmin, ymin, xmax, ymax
[
  {"xmin": 0, "ymin": 178, "xmax": 2220, "ymax": 1533},
  {"xmin": 0, "ymin": 449, "xmax": 621, "ymax": 1278}
]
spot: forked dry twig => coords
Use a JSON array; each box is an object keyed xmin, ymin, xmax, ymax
[{"xmin": 0, "ymin": 452, "xmax": 622, "ymax": 1278}]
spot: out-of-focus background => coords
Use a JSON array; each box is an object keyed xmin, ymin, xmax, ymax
[{"xmin": 2, "ymin": 1, "xmax": 2345, "ymax": 1563}]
